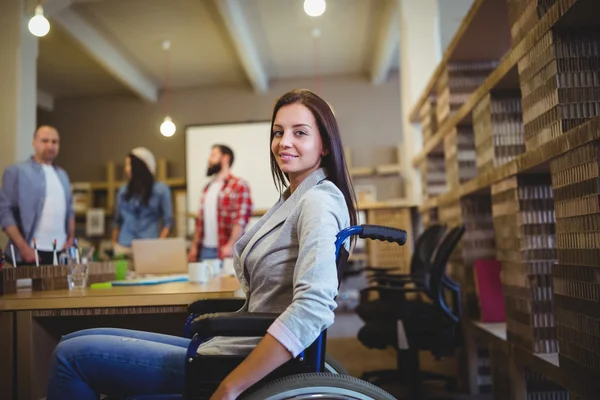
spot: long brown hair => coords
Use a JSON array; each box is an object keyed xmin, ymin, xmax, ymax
[
  {"xmin": 269, "ymin": 89, "xmax": 358, "ymax": 229},
  {"xmin": 125, "ymin": 154, "xmax": 154, "ymax": 206}
]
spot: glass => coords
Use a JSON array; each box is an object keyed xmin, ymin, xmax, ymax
[{"xmin": 67, "ymin": 264, "xmax": 88, "ymax": 290}]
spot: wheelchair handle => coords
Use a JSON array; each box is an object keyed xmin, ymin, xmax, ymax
[
  {"xmin": 335, "ymin": 225, "xmax": 407, "ymax": 258},
  {"xmin": 360, "ymin": 225, "xmax": 407, "ymax": 245}
]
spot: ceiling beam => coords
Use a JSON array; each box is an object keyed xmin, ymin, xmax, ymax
[
  {"xmin": 213, "ymin": 0, "xmax": 268, "ymax": 93},
  {"xmin": 50, "ymin": 7, "xmax": 159, "ymax": 102},
  {"xmin": 42, "ymin": 0, "xmax": 74, "ymax": 17},
  {"xmin": 37, "ymin": 90, "xmax": 54, "ymax": 112},
  {"xmin": 370, "ymin": 0, "xmax": 399, "ymax": 85}
]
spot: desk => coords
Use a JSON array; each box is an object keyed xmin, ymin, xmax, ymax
[{"xmin": 0, "ymin": 277, "xmax": 240, "ymax": 400}]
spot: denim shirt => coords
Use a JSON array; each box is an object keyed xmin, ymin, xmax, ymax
[
  {"xmin": 0, "ymin": 158, "xmax": 74, "ymax": 261},
  {"xmin": 113, "ymin": 182, "xmax": 174, "ymax": 247}
]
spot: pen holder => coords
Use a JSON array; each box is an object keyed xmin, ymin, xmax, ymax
[{"xmin": 0, "ymin": 262, "xmax": 117, "ymax": 294}]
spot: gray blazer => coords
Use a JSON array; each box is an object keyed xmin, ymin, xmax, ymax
[
  {"xmin": 197, "ymin": 168, "xmax": 350, "ymax": 356},
  {"xmin": 0, "ymin": 158, "xmax": 74, "ymax": 260}
]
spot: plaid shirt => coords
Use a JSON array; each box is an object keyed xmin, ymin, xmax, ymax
[{"xmin": 195, "ymin": 174, "xmax": 252, "ymax": 258}]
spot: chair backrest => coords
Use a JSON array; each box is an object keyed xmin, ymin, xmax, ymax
[
  {"xmin": 305, "ymin": 224, "xmax": 408, "ymax": 371},
  {"xmin": 409, "ymin": 224, "xmax": 447, "ymax": 276},
  {"xmin": 427, "ymin": 225, "xmax": 465, "ymax": 322}
]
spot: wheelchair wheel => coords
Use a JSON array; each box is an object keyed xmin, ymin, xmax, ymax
[
  {"xmin": 241, "ymin": 373, "xmax": 396, "ymax": 400},
  {"xmin": 324, "ymin": 354, "xmax": 348, "ymax": 375}
]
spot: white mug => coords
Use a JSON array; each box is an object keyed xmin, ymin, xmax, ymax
[
  {"xmin": 222, "ymin": 258, "xmax": 235, "ymax": 276},
  {"xmin": 188, "ymin": 262, "xmax": 210, "ymax": 283},
  {"xmin": 205, "ymin": 259, "xmax": 222, "ymax": 277}
]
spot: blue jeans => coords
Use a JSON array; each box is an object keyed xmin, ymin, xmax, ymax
[
  {"xmin": 46, "ymin": 328, "xmax": 190, "ymax": 400},
  {"xmin": 200, "ymin": 246, "xmax": 218, "ymax": 261}
]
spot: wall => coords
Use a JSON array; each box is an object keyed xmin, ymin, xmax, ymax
[
  {"xmin": 438, "ymin": 0, "xmax": 475, "ymax": 53},
  {"xmin": 40, "ymin": 74, "xmax": 404, "ymax": 200}
]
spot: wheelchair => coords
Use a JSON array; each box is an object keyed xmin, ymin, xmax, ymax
[{"xmin": 126, "ymin": 224, "xmax": 407, "ymax": 400}]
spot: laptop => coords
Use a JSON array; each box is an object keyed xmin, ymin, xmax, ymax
[{"xmin": 131, "ymin": 237, "xmax": 188, "ymax": 276}]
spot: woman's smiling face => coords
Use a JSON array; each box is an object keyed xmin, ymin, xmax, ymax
[{"xmin": 271, "ymin": 103, "xmax": 327, "ymax": 188}]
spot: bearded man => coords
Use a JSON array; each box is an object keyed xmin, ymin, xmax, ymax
[{"xmin": 188, "ymin": 144, "xmax": 253, "ymax": 261}]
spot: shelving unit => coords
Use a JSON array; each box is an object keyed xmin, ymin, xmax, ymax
[
  {"xmin": 345, "ymin": 144, "xmax": 403, "ymax": 179},
  {"xmin": 408, "ymin": 0, "xmax": 600, "ymax": 398}
]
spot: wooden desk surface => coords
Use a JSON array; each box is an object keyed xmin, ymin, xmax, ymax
[{"xmin": 0, "ymin": 276, "xmax": 241, "ymax": 311}]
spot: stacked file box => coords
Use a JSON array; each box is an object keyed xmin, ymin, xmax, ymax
[
  {"xmin": 550, "ymin": 141, "xmax": 600, "ymax": 398},
  {"xmin": 436, "ymin": 61, "xmax": 498, "ymax": 124},
  {"xmin": 519, "ymin": 27, "xmax": 600, "ymax": 151},
  {"xmin": 473, "ymin": 92, "xmax": 526, "ymax": 174},
  {"xmin": 507, "ymin": 0, "xmax": 558, "ymax": 45},
  {"xmin": 491, "ymin": 174, "xmax": 558, "ymax": 354},
  {"xmin": 421, "ymin": 151, "xmax": 447, "ymax": 199},
  {"xmin": 445, "ymin": 126, "xmax": 477, "ymax": 189}
]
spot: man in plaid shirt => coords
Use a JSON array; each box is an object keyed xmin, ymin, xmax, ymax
[{"xmin": 188, "ymin": 144, "xmax": 253, "ymax": 262}]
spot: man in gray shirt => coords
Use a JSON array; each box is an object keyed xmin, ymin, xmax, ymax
[{"xmin": 0, "ymin": 126, "xmax": 75, "ymax": 265}]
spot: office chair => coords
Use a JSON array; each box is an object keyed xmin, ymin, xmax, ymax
[
  {"xmin": 357, "ymin": 225, "xmax": 465, "ymax": 399},
  {"xmin": 119, "ymin": 224, "xmax": 408, "ymax": 400},
  {"xmin": 354, "ymin": 223, "xmax": 447, "ymax": 323}
]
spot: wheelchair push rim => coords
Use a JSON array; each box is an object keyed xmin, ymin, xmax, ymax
[
  {"xmin": 241, "ymin": 373, "xmax": 396, "ymax": 400},
  {"xmin": 255, "ymin": 388, "xmax": 377, "ymax": 400}
]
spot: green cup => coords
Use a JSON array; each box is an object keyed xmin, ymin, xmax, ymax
[{"xmin": 115, "ymin": 259, "xmax": 128, "ymax": 281}]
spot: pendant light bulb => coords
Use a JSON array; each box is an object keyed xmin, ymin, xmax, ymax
[
  {"xmin": 304, "ymin": 0, "xmax": 326, "ymax": 17},
  {"xmin": 29, "ymin": 5, "xmax": 50, "ymax": 37},
  {"xmin": 160, "ymin": 116, "xmax": 176, "ymax": 137}
]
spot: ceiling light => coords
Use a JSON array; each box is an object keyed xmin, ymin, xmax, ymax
[
  {"xmin": 28, "ymin": 5, "xmax": 50, "ymax": 37},
  {"xmin": 304, "ymin": 0, "xmax": 326, "ymax": 17},
  {"xmin": 160, "ymin": 116, "xmax": 176, "ymax": 137}
]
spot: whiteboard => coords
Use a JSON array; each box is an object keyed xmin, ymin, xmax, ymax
[{"xmin": 185, "ymin": 122, "xmax": 281, "ymax": 234}]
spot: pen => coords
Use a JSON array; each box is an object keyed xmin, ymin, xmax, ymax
[
  {"xmin": 33, "ymin": 238, "xmax": 39, "ymax": 267},
  {"xmin": 52, "ymin": 239, "xmax": 58, "ymax": 266},
  {"xmin": 74, "ymin": 238, "xmax": 81, "ymax": 264},
  {"xmin": 10, "ymin": 244, "xmax": 16, "ymax": 268}
]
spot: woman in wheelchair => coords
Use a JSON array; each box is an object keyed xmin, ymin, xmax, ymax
[{"xmin": 46, "ymin": 89, "xmax": 360, "ymax": 400}]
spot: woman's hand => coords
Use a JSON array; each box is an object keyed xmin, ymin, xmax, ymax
[
  {"xmin": 208, "ymin": 333, "xmax": 292, "ymax": 400},
  {"xmin": 209, "ymin": 381, "xmax": 240, "ymax": 400}
]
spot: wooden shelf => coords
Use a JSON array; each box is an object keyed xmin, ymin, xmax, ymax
[
  {"xmin": 408, "ymin": 0, "xmax": 512, "ymax": 123},
  {"xmin": 349, "ymin": 167, "xmax": 375, "ymax": 177},
  {"xmin": 411, "ymin": 0, "xmax": 583, "ymax": 167},
  {"xmin": 358, "ymin": 198, "xmax": 416, "ymax": 210},
  {"xmin": 346, "ymin": 145, "xmax": 402, "ymax": 179},
  {"xmin": 374, "ymin": 164, "xmax": 401, "ymax": 176},
  {"xmin": 349, "ymin": 164, "xmax": 402, "ymax": 178},
  {"xmin": 418, "ymin": 116, "xmax": 600, "ymax": 211},
  {"xmin": 472, "ymin": 321, "xmax": 598, "ymax": 399}
]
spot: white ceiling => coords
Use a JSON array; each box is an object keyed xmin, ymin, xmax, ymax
[{"xmin": 34, "ymin": 0, "xmax": 400, "ymax": 103}]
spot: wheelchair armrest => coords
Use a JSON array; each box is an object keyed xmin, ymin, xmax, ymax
[
  {"xmin": 191, "ymin": 312, "xmax": 280, "ymax": 338},
  {"xmin": 369, "ymin": 274, "xmax": 424, "ymax": 285},
  {"xmin": 360, "ymin": 285, "xmax": 425, "ymax": 297},
  {"xmin": 187, "ymin": 298, "xmax": 245, "ymax": 315},
  {"xmin": 366, "ymin": 266, "xmax": 398, "ymax": 273}
]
